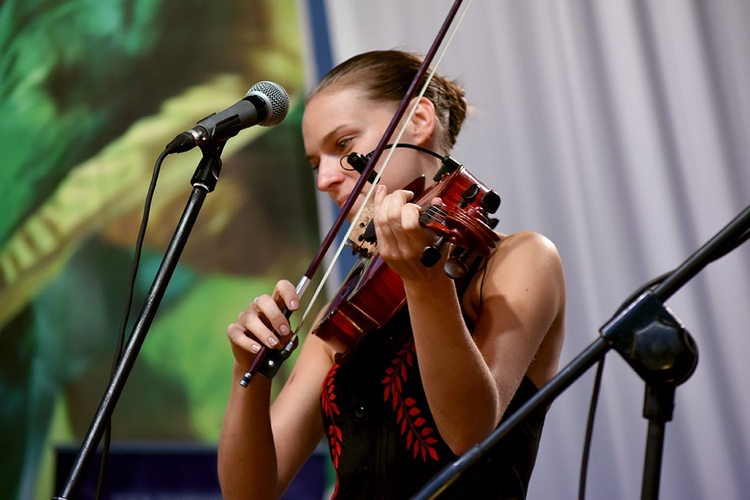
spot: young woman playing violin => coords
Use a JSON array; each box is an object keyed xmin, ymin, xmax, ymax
[{"xmin": 219, "ymin": 50, "xmax": 566, "ymax": 499}]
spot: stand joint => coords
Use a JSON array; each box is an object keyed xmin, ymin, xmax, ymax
[{"xmin": 600, "ymin": 290, "xmax": 698, "ymax": 386}]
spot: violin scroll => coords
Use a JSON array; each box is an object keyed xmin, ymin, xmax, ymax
[
  {"xmin": 418, "ymin": 172, "xmax": 501, "ymax": 279},
  {"xmin": 350, "ymin": 163, "xmax": 502, "ymax": 278}
]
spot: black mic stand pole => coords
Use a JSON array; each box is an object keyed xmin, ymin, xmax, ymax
[
  {"xmin": 414, "ymin": 203, "xmax": 750, "ymax": 500},
  {"xmin": 53, "ymin": 141, "xmax": 226, "ymax": 499}
]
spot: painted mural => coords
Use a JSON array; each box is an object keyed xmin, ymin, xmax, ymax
[{"xmin": 0, "ymin": 1, "xmax": 318, "ymax": 497}]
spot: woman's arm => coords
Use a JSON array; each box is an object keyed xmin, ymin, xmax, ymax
[
  {"xmin": 374, "ymin": 188, "xmax": 565, "ymax": 455},
  {"xmin": 407, "ymin": 231, "xmax": 564, "ymax": 454},
  {"xmin": 218, "ymin": 282, "xmax": 334, "ymax": 498}
]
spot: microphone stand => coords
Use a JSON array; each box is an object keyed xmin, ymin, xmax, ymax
[
  {"xmin": 53, "ymin": 141, "xmax": 226, "ymax": 499},
  {"xmin": 414, "ymin": 203, "xmax": 750, "ymax": 500}
]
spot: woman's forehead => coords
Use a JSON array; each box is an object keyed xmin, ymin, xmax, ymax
[{"xmin": 303, "ymin": 87, "xmax": 396, "ymax": 129}]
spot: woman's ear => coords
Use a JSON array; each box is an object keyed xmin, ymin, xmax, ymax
[{"xmin": 407, "ymin": 96, "xmax": 437, "ymax": 146}]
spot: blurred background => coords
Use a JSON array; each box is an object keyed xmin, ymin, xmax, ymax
[
  {"xmin": 2, "ymin": 1, "xmax": 748, "ymax": 499},
  {"xmin": 0, "ymin": 0, "xmax": 317, "ymax": 498}
]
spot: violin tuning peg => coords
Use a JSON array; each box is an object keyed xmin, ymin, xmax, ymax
[
  {"xmin": 420, "ymin": 246, "xmax": 443, "ymax": 268},
  {"xmin": 480, "ymin": 191, "xmax": 501, "ymax": 214},
  {"xmin": 487, "ymin": 217, "xmax": 500, "ymax": 229},
  {"xmin": 443, "ymin": 247, "xmax": 473, "ymax": 280},
  {"xmin": 420, "ymin": 235, "xmax": 448, "ymax": 267},
  {"xmin": 459, "ymin": 184, "xmax": 481, "ymax": 206},
  {"xmin": 444, "ymin": 256, "xmax": 468, "ymax": 280}
]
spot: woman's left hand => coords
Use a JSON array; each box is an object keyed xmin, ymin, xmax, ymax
[{"xmin": 372, "ymin": 184, "xmax": 444, "ymax": 282}]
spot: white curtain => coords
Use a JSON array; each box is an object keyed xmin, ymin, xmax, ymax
[{"xmin": 311, "ymin": 1, "xmax": 750, "ymax": 498}]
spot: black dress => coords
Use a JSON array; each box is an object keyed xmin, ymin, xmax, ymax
[{"xmin": 319, "ymin": 306, "xmax": 546, "ymax": 499}]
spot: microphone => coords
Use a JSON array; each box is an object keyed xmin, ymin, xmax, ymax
[{"xmin": 166, "ymin": 81, "xmax": 290, "ymax": 153}]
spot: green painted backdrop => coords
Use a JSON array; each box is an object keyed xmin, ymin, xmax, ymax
[{"xmin": 0, "ymin": 0, "xmax": 318, "ymax": 497}]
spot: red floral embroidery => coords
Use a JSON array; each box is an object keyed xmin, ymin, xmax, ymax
[
  {"xmin": 321, "ymin": 363, "xmax": 343, "ymax": 469},
  {"xmin": 382, "ymin": 340, "xmax": 440, "ymax": 461}
]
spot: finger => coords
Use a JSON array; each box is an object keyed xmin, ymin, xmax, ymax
[
  {"xmin": 373, "ymin": 183, "xmax": 388, "ymax": 209},
  {"xmin": 384, "ymin": 189, "xmax": 414, "ymax": 210},
  {"xmin": 227, "ymin": 322, "xmax": 263, "ymax": 356},
  {"xmin": 238, "ymin": 305, "xmax": 286, "ymax": 349},
  {"xmin": 400, "ymin": 202, "xmax": 423, "ymax": 235},
  {"xmin": 373, "ymin": 190, "xmax": 397, "ymax": 249},
  {"xmin": 251, "ymin": 290, "xmax": 290, "ymax": 347},
  {"xmin": 375, "ymin": 189, "xmax": 404, "ymax": 227},
  {"xmin": 387, "ymin": 192, "xmax": 421, "ymax": 249},
  {"xmin": 273, "ymin": 279, "xmax": 300, "ymax": 313},
  {"xmin": 373, "ymin": 185, "xmax": 392, "ymax": 239}
]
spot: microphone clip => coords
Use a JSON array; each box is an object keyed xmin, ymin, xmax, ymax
[{"xmin": 345, "ymin": 152, "xmax": 379, "ymax": 184}]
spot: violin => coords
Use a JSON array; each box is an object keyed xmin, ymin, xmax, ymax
[{"xmin": 312, "ymin": 154, "xmax": 501, "ymax": 354}]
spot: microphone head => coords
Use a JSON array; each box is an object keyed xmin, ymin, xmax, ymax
[{"xmin": 246, "ymin": 81, "xmax": 290, "ymax": 126}]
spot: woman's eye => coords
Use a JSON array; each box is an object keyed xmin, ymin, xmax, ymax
[{"xmin": 336, "ymin": 138, "xmax": 353, "ymax": 151}]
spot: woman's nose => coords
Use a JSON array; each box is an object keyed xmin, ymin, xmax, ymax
[{"xmin": 316, "ymin": 156, "xmax": 346, "ymax": 192}]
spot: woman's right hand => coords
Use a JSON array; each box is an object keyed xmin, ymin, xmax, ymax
[{"xmin": 226, "ymin": 279, "xmax": 300, "ymax": 368}]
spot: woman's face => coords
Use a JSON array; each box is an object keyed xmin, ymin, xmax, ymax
[{"xmin": 302, "ymin": 84, "xmax": 433, "ymax": 219}]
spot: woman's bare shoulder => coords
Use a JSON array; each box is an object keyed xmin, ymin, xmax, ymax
[{"xmin": 486, "ymin": 230, "xmax": 563, "ymax": 281}]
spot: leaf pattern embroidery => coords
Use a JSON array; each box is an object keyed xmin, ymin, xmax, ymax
[
  {"xmin": 382, "ymin": 339, "xmax": 440, "ymax": 461},
  {"xmin": 321, "ymin": 362, "xmax": 343, "ymax": 469}
]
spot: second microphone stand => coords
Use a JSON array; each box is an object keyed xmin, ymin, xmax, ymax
[{"xmin": 414, "ymin": 203, "xmax": 750, "ymax": 499}]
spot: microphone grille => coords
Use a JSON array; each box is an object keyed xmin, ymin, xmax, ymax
[{"xmin": 246, "ymin": 81, "xmax": 290, "ymax": 126}]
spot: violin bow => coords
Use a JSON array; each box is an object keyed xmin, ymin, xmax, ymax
[{"xmin": 241, "ymin": 0, "xmax": 472, "ymax": 385}]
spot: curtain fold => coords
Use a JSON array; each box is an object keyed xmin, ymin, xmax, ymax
[{"xmin": 318, "ymin": 1, "xmax": 750, "ymax": 498}]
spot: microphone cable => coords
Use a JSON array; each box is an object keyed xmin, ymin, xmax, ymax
[{"xmin": 94, "ymin": 147, "xmax": 169, "ymax": 499}]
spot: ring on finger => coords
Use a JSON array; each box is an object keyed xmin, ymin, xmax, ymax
[{"xmin": 252, "ymin": 297, "xmax": 261, "ymax": 313}]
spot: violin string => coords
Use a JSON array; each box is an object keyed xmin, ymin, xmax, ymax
[
  {"xmin": 295, "ymin": 0, "xmax": 474, "ymax": 331},
  {"xmin": 423, "ymin": 205, "xmax": 449, "ymax": 218}
]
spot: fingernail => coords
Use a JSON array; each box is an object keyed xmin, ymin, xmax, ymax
[
  {"xmin": 290, "ymin": 299, "xmax": 299, "ymax": 310},
  {"xmin": 268, "ymin": 336, "xmax": 279, "ymax": 347},
  {"xmin": 251, "ymin": 344, "xmax": 261, "ymax": 353},
  {"xmin": 279, "ymin": 325, "xmax": 290, "ymax": 336}
]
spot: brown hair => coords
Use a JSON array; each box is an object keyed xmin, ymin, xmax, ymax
[{"xmin": 308, "ymin": 50, "xmax": 468, "ymax": 154}]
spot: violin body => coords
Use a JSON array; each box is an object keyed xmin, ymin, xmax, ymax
[
  {"xmin": 312, "ymin": 162, "xmax": 500, "ymax": 354},
  {"xmin": 312, "ymin": 253, "xmax": 405, "ymax": 354}
]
